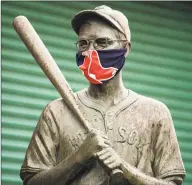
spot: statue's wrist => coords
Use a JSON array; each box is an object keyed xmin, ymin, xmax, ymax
[
  {"xmin": 119, "ymin": 159, "xmax": 128, "ymax": 173},
  {"xmin": 76, "ymin": 150, "xmax": 89, "ymax": 165}
]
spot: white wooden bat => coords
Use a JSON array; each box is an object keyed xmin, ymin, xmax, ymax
[{"xmin": 13, "ymin": 16, "xmax": 123, "ymax": 181}]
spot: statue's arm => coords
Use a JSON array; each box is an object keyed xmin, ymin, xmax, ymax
[
  {"xmin": 26, "ymin": 131, "xmax": 111, "ymax": 185},
  {"xmin": 120, "ymin": 159, "xmax": 183, "ymax": 185},
  {"xmin": 21, "ymin": 103, "xmax": 110, "ymax": 185},
  {"xmin": 26, "ymin": 150, "xmax": 86, "ymax": 185},
  {"xmin": 20, "ymin": 103, "xmax": 86, "ymax": 185},
  {"xmin": 95, "ymin": 147, "xmax": 184, "ymax": 185}
]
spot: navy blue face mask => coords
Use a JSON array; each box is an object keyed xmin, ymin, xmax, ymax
[{"xmin": 76, "ymin": 48, "xmax": 127, "ymax": 84}]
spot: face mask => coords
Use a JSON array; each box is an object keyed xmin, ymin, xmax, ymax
[{"xmin": 76, "ymin": 49, "xmax": 127, "ymax": 84}]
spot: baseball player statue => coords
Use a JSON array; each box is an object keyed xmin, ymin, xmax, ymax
[{"xmin": 20, "ymin": 5, "xmax": 186, "ymax": 185}]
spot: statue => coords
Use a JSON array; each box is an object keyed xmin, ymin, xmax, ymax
[{"xmin": 20, "ymin": 5, "xmax": 186, "ymax": 185}]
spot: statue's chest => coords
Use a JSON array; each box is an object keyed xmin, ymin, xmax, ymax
[{"xmin": 58, "ymin": 106, "xmax": 152, "ymax": 167}]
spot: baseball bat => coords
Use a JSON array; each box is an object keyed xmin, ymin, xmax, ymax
[{"xmin": 13, "ymin": 16, "xmax": 123, "ymax": 179}]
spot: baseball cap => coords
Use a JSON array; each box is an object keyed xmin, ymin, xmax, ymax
[{"xmin": 71, "ymin": 5, "xmax": 131, "ymax": 43}]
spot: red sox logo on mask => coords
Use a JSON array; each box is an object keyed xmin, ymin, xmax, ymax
[{"xmin": 79, "ymin": 50, "xmax": 118, "ymax": 84}]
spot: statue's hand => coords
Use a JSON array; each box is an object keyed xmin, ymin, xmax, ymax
[
  {"xmin": 76, "ymin": 130, "xmax": 111, "ymax": 164},
  {"xmin": 94, "ymin": 147, "xmax": 122, "ymax": 171}
]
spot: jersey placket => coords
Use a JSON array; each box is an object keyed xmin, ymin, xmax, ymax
[{"xmin": 104, "ymin": 108, "xmax": 115, "ymax": 138}]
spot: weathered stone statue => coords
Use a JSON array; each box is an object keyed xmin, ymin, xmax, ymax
[{"xmin": 20, "ymin": 5, "xmax": 186, "ymax": 185}]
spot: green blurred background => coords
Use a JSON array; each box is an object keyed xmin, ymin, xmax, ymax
[{"xmin": 1, "ymin": 1, "xmax": 192, "ymax": 185}]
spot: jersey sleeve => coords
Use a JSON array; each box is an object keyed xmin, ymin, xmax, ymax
[
  {"xmin": 20, "ymin": 103, "xmax": 59, "ymax": 183},
  {"xmin": 153, "ymin": 104, "xmax": 186, "ymax": 180}
]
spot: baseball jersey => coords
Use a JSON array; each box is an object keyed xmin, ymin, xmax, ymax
[{"xmin": 20, "ymin": 88, "xmax": 186, "ymax": 185}]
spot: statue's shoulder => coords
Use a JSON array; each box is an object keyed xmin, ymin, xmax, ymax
[
  {"xmin": 129, "ymin": 89, "xmax": 170, "ymax": 118},
  {"xmin": 44, "ymin": 88, "xmax": 88, "ymax": 112},
  {"xmin": 136, "ymin": 91, "xmax": 168, "ymax": 109},
  {"xmin": 47, "ymin": 97, "xmax": 64, "ymax": 108}
]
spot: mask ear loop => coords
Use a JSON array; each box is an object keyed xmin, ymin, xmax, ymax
[{"xmin": 124, "ymin": 41, "xmax": 131, "ymax": 57}]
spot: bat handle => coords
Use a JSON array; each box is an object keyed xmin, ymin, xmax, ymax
[{"xmin": 110, "ymin": 169, "xmax": 124, "ymax": 185}]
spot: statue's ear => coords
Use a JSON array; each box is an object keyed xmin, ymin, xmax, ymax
[{"xmin": 125, "ymin": 42, "xmax": 131, "ymax": 57}]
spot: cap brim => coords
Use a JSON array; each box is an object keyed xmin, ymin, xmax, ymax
[{"xmin": 71, "ymin": 10, "xmax": 124, "ymax": 35}]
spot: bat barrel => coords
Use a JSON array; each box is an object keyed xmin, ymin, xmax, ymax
[{"xmin": 13, "ymin": 16, "xmax": 91, "ymax": 132}]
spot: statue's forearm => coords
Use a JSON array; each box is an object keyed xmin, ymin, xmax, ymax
[
  {"xmin": 27, "ymin": 151, "xmax": 86, "ymax": 185},
  {"xmin": 121, "ymin": 160, "xmax": 180, "ymax": 185}
]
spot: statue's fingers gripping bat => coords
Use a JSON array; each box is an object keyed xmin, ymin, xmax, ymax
[{"xmin": 13, "ymin": 16, "xmax": 124, "ymax": 182}]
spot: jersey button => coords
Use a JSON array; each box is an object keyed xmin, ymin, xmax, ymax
[
  {"xmin": 108, "ymin": 124, "xmax": 113, "ymax": 130},
  {"xmin": 108, "ymin": 112, "xmax": 114, "ymax": 116},
  {"xmin": 107, "ymin": 119, "xmax": 113, "ymax": 130}
]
